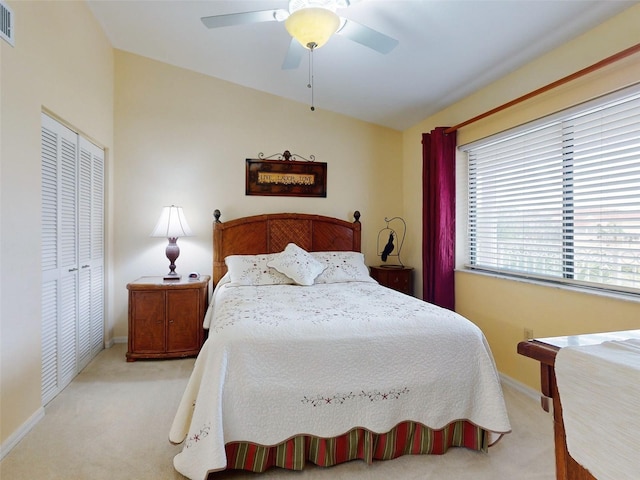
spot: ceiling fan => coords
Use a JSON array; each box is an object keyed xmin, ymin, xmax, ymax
[{"xmin": 201, "ymin": 0, "xmax": 399, "ymax": 70}]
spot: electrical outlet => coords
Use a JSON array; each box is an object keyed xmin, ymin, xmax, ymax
[{"xmin": 524, "ymin": 328, "xmax": 534, "ymax": 340}]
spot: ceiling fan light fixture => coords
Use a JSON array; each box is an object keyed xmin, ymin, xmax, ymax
[{"xmin": 285, "ymin": 7, "xmax": 340, "ymax": 49}]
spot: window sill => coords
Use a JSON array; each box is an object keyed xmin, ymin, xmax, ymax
[{"xmin": 456, "ymin": 267, "xmax": 640, "ymax": 305}]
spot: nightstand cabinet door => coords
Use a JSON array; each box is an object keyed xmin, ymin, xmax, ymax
[
  {"xmin": 126, "ymin": 276, "xmax": 210, "ymax": 361},
  {"xmin": 129, "ymin": 290, "xmax": 165, "ymax": 354},
  {"xmin": 166, "ymin": 289, "xmax": 202, "ymax": 354},
  {"xmin": 369, "ymin": 266, "xmax": 414, "ymax": 296}
]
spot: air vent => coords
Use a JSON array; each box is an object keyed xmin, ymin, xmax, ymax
[{"xmin": 0, "ymin": 1, "xmax": 14, "ymax": 47}]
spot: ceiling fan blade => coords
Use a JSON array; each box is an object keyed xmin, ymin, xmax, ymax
[
  {"xmin": 337, "ymin": 19, "xmax": 398, "ymax": 54},
  {"xmin": 282, "ymin": 39, "xmax": 305, "ymax": 70},
  {"xmin": 201, "ymin": 9, "xmax": 286, "ymax": 29}
]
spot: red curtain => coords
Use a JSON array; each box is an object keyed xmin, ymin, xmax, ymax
[{"xmin": 422, "ymin": 128, "xmax": 457, "ymax": 310}]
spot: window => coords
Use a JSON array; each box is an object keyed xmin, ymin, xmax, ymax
[{"xmin": 463, "ymin": 87, "xmax": 640, "ymax": 295}]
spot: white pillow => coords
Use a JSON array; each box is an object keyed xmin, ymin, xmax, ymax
[
  {"xmin": 312, "ymin": 251, "xmax": 376, "ymax": 284},
  {"xmin": 267, "ymin": 243, "xmax": 326, "ymax": 286},
  {"xmin": 225, "ymin": 253, "xmax": 294, "ymax": 286}
]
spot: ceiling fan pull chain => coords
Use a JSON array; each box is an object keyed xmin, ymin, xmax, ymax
[{"xmin": 307, "ymin": 42, "xmax": 316, "ymax": 111}]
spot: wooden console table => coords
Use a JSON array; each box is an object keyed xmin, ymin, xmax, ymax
[{"xmin": 518, "ymin": 330, "xmax": 640, "ymax": 480}]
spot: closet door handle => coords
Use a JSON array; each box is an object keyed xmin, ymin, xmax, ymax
[
  {"xmin": 82, "ymin": 264, "xmax": 90, "ymax": 268},
  {"xmin": 68, "ymin": 267, "xmax": 78, "ymax": 272}
]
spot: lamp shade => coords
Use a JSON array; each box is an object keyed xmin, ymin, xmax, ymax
[
  {"xmin": 285, "ymin": 7, "xmax": 340, "ymax": 49},
  {"xmin": 150, "ymin": 205, "xmax": 193, "ymax": 238}
]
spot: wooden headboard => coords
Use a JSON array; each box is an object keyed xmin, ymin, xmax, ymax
[{"xmin": 212, "ymin": 210, "xmax": 361, "ymax": 284}]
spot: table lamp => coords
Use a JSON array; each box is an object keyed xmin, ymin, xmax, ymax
[{"xmin": 150, "ymin": 205, "xmax": 193, "ymax": 280}]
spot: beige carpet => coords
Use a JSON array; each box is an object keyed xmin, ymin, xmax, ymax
[{"xmin": 0, "ymin": 344, "xmax": 555, "ymax": 480}]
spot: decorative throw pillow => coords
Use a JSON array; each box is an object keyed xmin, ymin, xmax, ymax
[
  {"xmin": 312, "ymin": 251, "xmax": 376, "ymax": 284},
  {"xmin": 267, "ymin": 243, "xmax": 326, "ymax": 286},
  {"xmin": 225, "ymin": 253, "xmax": 294, "ymax": 286}
]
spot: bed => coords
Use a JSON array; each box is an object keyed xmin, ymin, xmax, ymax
[{"xmin": 169, "ymin": 211, "xmax": 511, "ymax": 480}]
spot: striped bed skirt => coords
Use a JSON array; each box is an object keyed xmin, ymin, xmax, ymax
[{"xmin": 222, "ymin": 420, "xmax": 488, "ymax": 473}]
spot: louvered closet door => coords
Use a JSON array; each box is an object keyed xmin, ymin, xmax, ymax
[
  {"xmin": 41, "ymin": 113, "xmax": 105, "ymax": 405},
  {"xmin": 77, "ymin": 137, "xmax": 105, "ymax": 370},
  {"xmin": 89, "ymin": 141, "xmax": 105, "ymax": 356},
  {"xmin": 41, "ymin": 115, "xmax": 62, "ymax": 405},
  {"xmin": 41, "ymin": 113, "xmax": 79, "ymax": 404}
]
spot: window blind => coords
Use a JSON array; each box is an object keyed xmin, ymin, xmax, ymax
[{"xmin": 466, "ymin": 87, "xmax": 640, "ymax": 294}]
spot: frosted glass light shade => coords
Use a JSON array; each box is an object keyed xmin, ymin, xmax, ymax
[
  {"xmin": 150, "ymin": 205, "xmax": 193, "ymax": 239},
  {"xmin": 285, "ymin": 7, "xmax": 340, "ymax": 49}
]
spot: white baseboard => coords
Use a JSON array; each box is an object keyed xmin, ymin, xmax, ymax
[
  {"xmin": 0, "ymin": 407, "xmax": 45, "ymax": 461},
  {"xmin": 499, "ymin": 372, "xmax": 541, "ymax": 402},
  {"xmin": 103, "ymin": 337, "xmax": 126, "ymax": 348}
]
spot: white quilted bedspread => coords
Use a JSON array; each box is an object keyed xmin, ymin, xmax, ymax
[
  {"xmin": 169, "ymin": 281, "xmax": 511, "ymax": 480},
  {"xmin": 556, "ymin": 339, "xmax": 640, "ymax": 480}
]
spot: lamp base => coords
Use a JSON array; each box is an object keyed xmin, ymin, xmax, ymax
[{"xmin": 164, "ymin": 237, "xmax": 181, "ymax": 280}]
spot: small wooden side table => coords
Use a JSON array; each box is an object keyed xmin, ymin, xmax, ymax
[
  {"xmin": 126, "ymin": 275, "xmax": 210, "ymax": 361},
  {"xmin": 518, "ymin": 330, "xmax": 640, "ymax": 480},
  {"xmin": 369, "ymin": 266, "xmax": 414, "ymax": 296}
]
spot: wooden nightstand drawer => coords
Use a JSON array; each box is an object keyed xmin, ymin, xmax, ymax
[{"xmin": 369, "ymin": 266, "xmax": 414, "ymax": 296}]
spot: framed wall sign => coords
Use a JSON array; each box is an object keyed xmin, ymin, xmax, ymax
[{"xmin": 246, "ymin": 158, "xmax": 327, "ymax": 197}]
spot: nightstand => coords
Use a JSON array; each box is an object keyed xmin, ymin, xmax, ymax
[
  {"xmin": 369, "ymin": 266, "xmax": 414, "ymax": 296},
  {"xmin": 126, "ymin": 275, "xmax": 210, "ymax": 361}
]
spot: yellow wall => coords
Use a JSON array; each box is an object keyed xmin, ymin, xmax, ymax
[
  {"xmin": 0, "ymin": 0, "xmax": 114, "ymax": 447},
  {"xmin": 111, "ymin": 50, "xmax": 403, "ymax": 340},
  {"xmin": 457, "ymin": 272, "xmax": 640, "ymax": 388},
  {"xmin": 403, "ymin": 3, "xmax": 640, "ymax": 390}
]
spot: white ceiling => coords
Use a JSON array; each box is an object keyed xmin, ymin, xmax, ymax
[{"xmin": 86, "ymin": 0, "xmax": 636, "ymax": 131}]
